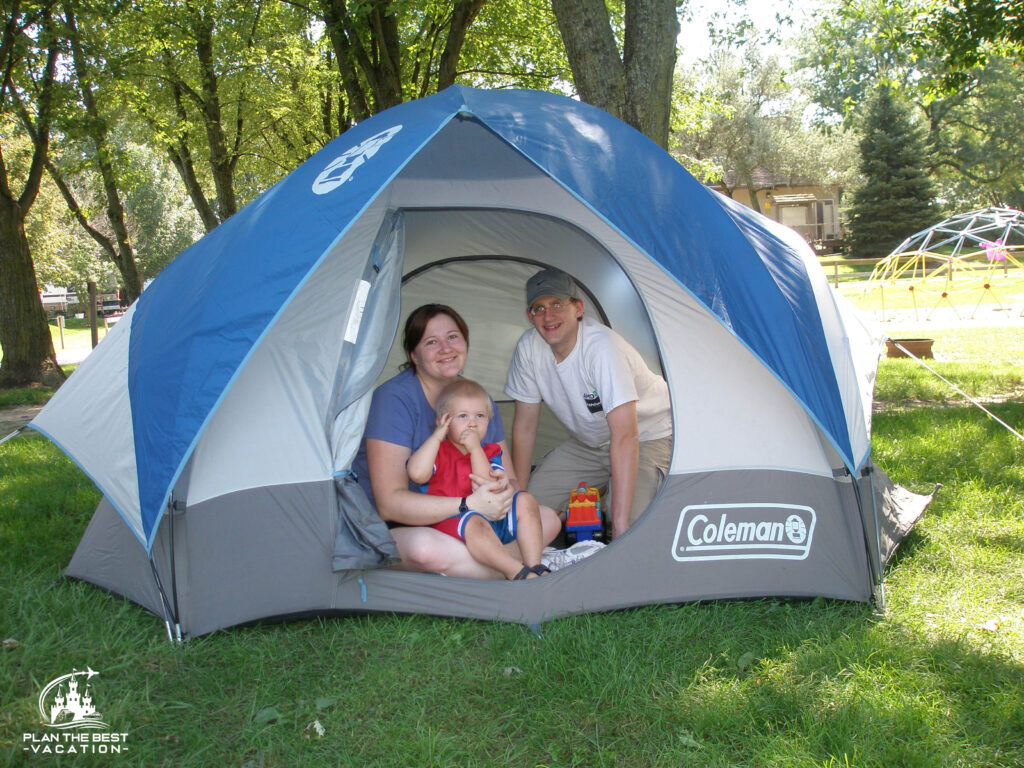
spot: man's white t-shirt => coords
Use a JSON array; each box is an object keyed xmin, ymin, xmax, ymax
[{"xmin": 505, "ymin": 316, "xmax": 672, "ymax": 448}]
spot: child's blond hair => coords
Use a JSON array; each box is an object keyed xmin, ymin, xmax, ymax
[{"xmin": 435, "ymin": 378, "xmax": 493, "ymax": 420}]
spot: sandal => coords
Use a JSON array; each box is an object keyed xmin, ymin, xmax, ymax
[
  {"xmin": 511, "ymin": 566, "xmax": 532, "ymax": 580},
  {"xmin": 530, "ymin": 564, "xmax": 551, "ymax": 576}
]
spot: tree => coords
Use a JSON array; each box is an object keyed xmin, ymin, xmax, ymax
[
  {"xmin": 456, "ymin": 0, "xmax": 570, "ymax": 91},
  {"xmin": 311, "ymin": 0, "xmax": 561, "ymax": 119},
  {"xmin": 0, "ymin": 2, "xmax": 64, "ymax": 388},
  {"xmin": 918, "ymin": 0, "xmax": 1024, "ymax": 82},
  {"xmin": 798, "ymin": 0, "xmax": 1024, "ymax": 209},
  {"xmin": 550, "ymin": 0, "xmax": 679, "ymax": 148},
  {"xmin": 37, "ymin": 130, "xmax": 203, "ymax": 292},
  {"xmin": 796, "ymin": 0, "xmax": 924, "ymax": 121},
  {"xmin": 114, "ymin": 0, "xmax": 326, "ymax": 230},
  {"xmin": 845, "ymin": 86, "xmax": 938, "ymax": 260},
  {"xmin": 672, "ymin": 51, "xmax": 859, "ymax": 215},
  {"xmin": 923, "ymin": 56, "xmax": 1024, "ymax": 208},
  {"xmin": 51, "ymin": 2, "xmax": 143, "ymax": 301}
]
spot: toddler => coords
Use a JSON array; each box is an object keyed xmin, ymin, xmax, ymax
[{"xmin": 407, "ymin": 378, "xmax": 547, "ymax": 580}]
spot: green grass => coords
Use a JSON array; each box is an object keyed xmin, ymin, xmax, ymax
[
  {"xmin": 0, "ymin": 386, "xmax": 57, "ymax": 408},
  {"xmin": 0, "ymin": 315, "xmax": 108, "ymax": 365},
  {"xmin": 838, "ymin": 270, "xmax": 1024, "ymax": 312},
  {"xmin": 1, "ymin": 336, "xmax": 1023, "ymax": 767},
  {"xmin": 875, "ymin": 327, "xmax": 1024, "ymax": 403}
]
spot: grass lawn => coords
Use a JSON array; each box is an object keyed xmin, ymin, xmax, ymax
[
  {"xmin": 1, "ymin": 330, "xmax": 1022, "ymax": 766},
  {"xmin": 838, "ymin": 267, "xmax": 1024, "ymax": 314},
  {"xmin": 0, "ymin": 315, "xmax": 109, "ymax": 368}
]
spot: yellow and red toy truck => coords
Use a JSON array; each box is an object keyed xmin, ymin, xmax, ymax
[{"xmin": 566, "ymin": 483, "xmax": 603, "ymax": 541}]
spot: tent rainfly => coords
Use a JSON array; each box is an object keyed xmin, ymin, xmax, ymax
[{"xmin": 27, "ymin": 86, "xmax": 933, "ymax": 638}]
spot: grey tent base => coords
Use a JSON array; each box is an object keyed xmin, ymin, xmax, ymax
[{"xmin": 65, "ymin": 465, "xmax": 934, "ymax": 638}]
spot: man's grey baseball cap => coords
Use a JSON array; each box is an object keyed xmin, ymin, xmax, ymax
[{"xmin": 526, "ymin": 268, "xmax": 579, "ymax": 306}]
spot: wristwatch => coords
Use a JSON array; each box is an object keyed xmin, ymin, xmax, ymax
[{"xmin": 459, "ymin": 497, "xmax": 469, "ymax": 514}]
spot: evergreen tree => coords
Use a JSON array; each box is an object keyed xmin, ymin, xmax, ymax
[{"xmin": 845, "ymin": 86, "xmax": 939, "ymax": 259}]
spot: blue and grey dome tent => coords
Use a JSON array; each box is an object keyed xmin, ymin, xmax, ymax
[{"xmin": 27, "ymin": 86, "xmax": 932, "ymax": 638}]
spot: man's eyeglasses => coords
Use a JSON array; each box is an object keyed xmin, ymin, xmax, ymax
[{"xmin": 528, "ymin": 301, "xmax": 571, "ymax": 317}]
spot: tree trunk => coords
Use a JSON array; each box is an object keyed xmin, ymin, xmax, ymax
[
  {"xmin": 163, "ymin": 61, "xmax": 221, "ymax": 232},
  {"xmin": 320, "ymin": 0, "xmax": 404, "ymax": 116},
  {"xmin": 437, "ymin": 1, "xmax": 486, "ymax": 89},
  {"xmin": 320, "ymin": 0, "xmax": 373, "ymax": 122},
  {"xmin": 551, "ymin": 0, "xmax": 678, "ymax": 149},
  {"xmin": 193, "ymin": 12, "xmax": 238, "ymax": 221},
  {"xmin": 739, "ymin": 167, "xmax": 763, "ymax": 215},
  {"xmin": 0, "ymin": 198, "xmax": 63, "ymax": 388},
  {"xmin": 0, "ymin": 6, "xmax": 64, "ymax": 388},
  {"xmin": 623, "ymin": 0, "xmax": 678, "ymax": 149},
  {"xmin": 367, "ymin": 2, "xmax": 403, "ymax": 110},
  {"xmin": 550, "ymin": 0, "xmax": 626, "ymax": 118}
]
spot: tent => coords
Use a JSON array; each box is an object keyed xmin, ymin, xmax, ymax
[{"xmin": 27, "ymin": 86, "xmax": 932, "ymax": 639}]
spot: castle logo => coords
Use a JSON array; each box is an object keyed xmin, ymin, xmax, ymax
[{"xmin": 38, "ymin": 667, "xmax": 108, "ymax": 730}]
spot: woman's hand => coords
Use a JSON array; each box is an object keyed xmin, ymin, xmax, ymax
[
  {"xmin": 470, "ymin": 466, "xmax": 510, "ymax": 492},
  {"xmin": 467, "ymin": 475, "xmax": 514, "ymax": 520}
]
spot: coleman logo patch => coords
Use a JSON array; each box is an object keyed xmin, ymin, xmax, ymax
[{"xmin": 671, "ymin": 503, "xmax": 816, "ymax": 562}]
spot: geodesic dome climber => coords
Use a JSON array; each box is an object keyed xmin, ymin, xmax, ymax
[{"xmin": 865, "ymin": 207, "xmax": 1024, "ymax": 320}]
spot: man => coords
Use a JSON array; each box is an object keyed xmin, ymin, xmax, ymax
[{"xmin": 505, "ymin": 268, "xmax": 672, "ymax": 538}]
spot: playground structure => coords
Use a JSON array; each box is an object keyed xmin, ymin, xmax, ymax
[{"xmin": 864, "ymin": 207, "xmax": 1024, "ymax": 320}]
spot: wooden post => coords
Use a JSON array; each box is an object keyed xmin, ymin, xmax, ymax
[
  {"xmin": 88, "ymin": 281, "xmax": 99, "ymax": 348},
  {"xmin": 57, "ymin": 314, "xmax": 65, "ymax": 349}
]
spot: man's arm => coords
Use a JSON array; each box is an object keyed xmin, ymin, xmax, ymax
[
  {"xmin": 510, "ymin": 400, "xmax": 541, "ymax": 490},
  {"xmin": 606, "ymin": 400, "xmax": 640, "ymax": 539}
]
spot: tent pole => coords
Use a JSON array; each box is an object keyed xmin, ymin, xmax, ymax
[
  {"xmin": 1, "ymin": 426, "xmax": 25, "ymax": 445},
  {"xmin": 849, "ymin": 466, "xmax": 884, "ymax": 613},
  {"xmin": 148, "ymin": 555, "xmax": 180, "ymax": 644},
  {"xmin": 864, "ymin": 465, "xmax": 886, "ymax": 613},
  {"xmin": 148, "ymin": 495, "xmax": 185, "ymax": 643},
  {"xmin": 168, "ymin": 496, "xmax": 184, "ymax": 631}
]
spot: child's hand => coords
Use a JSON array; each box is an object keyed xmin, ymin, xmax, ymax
[
  {"xmin": 459, "ymin": 426, "xmax": 482, "ymax": 450},
  {"xmin": 432, "ymin": 412, "xmax": 452, "ymax": 441}
]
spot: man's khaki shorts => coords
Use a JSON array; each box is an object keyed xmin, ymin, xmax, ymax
[{"xmin": 526, "ymin": 434, "xmax": 672, "ymax": 524}]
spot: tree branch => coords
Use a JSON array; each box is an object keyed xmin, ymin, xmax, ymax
[{"xmin": 44, "ymin": 158, "xmax": 118, "ymax": 260}]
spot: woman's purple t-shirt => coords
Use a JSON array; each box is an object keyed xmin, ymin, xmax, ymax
[{"xmin": 352, "ymin": 368, "xmax": 505, "ymax": 508}]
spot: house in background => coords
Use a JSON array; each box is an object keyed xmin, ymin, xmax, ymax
[{"xmin": 710, "ymin": 169, "xmax": 845, "ymax": 253}]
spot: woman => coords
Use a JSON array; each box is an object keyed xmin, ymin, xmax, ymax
[{"xmin": 352, "ymin": 304, "xmax": 561, "ymax": 577}]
